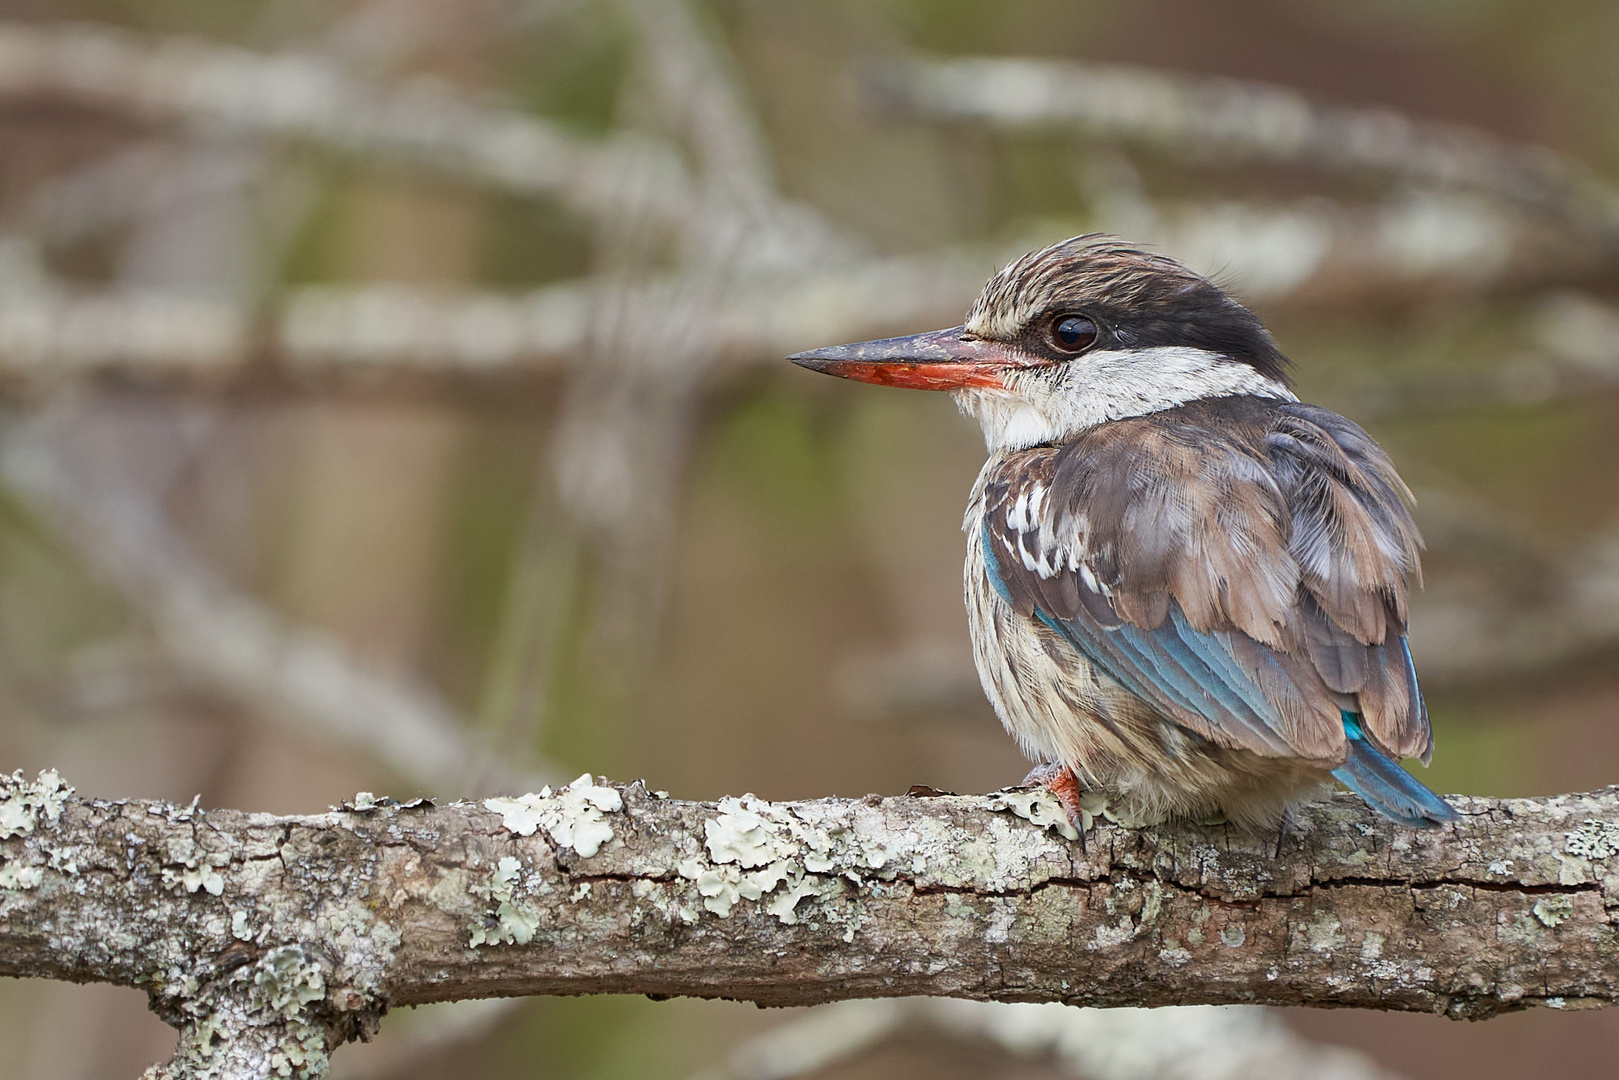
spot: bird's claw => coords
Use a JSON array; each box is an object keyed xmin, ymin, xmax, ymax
[{"xmin": 1023, "ymin": 762, "xmax": 1090, "ymax": 851}]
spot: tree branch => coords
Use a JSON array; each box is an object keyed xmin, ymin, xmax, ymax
[{"xmin": 4, "ymin": 768, "xmax": 1619, "ymax": 1078}]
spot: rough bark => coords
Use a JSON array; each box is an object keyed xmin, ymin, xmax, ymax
[{"xmin": 5, "ymin": 769, "xmax": 1619, "ymax": 1078}]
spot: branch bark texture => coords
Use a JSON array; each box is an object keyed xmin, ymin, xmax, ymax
[{"xmin": 4, "ymin": 769, "xmax": 1618, "ymax": 1078}]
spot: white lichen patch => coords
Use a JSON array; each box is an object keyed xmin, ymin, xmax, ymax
[
  {"xmin": 985, "ymin": 789, "xmax": 1080, "ymax": 841},
  {"xmin": 1554, "ymin": 853, "xmax": 1592, "ymax": 885},
  {"xmin": 676, "ymin": 851, "xmax": 832, "ymax": 921},
  {"xmin": 1301, "ymin": 913, "xmax": 1345, "ymax": 954},
  {"xmin": 689, "ymin": 864, "xmax": 742, "ymax": 916},
  {"xmin": 1564, "ymin": 819, "xmax": 1619, "ymax": 860},
  {"xmin": 156, "ymin": 950, "xmax": 328, "ymax": 1080},
  {"xmin": 706, "ymin": 796, "xmax": 802, "ymax": 868},
  {"xmin": 1095, "ymin": 797, "xmax": 1163, "ymax": 829},
  {"xmin": 0, "ymin": 862, "xmax": 43, "ymax": 890},
  {"xmin": 852, "ymin": 833, "xmax": 898, "ymax": 872},
  {"xmin": 183, "ymin": 864, "xmax": 227, "ymax": 896},
  {"xmin": 1089, "ymin": 915, "xmax": 1136, "ymax": 949},
  {"xmin": 1158, "ymin": 945, "xmax": 1191, "ymax": 966},
  {"xmin": 252, "ymin": 947, "xmax": 326, "ymax": 1016},
  {"xmin": 657, "ymin": 798, "xmax": 866, "ymax": 924},
  {"xmin": 743, "ymin": 860, "xmax": 795, "ymax": 896},
  {"xmin": 1139, "ymin": 881, "xmax": 1165, "ymax": 925},
  {"xmin": 983, "ymin": 900, "xmax": 1016, "ymax": 944},
  {"xmin": 0, "ymin": 768, "xmax": 72, "ymax": 838},
  {"xmin": 169, "ymin": 1005, "xmax": 329, "ymax": 1080},
  {"xmin": 1497, "ymin": 911, "xmax": 1550, "ymax": 946},
  {"xmin": 1533, "ymin": 895, "xmax": 1575, "ymax": 928},
  {"xmin": 485, "ymin": 774, "xmax": 623, "ymax": 858},
  {"xmin": 767, "ymin": 877, "xmax": 836, "ymax": 925},
  {"xmin": 469, "ymin": 855, "xmax": 541, "ymax": 946},
  {"xmin": 824, "ymin": 898, "xmax": 866, "ymax": 943},
  {"xmin": 631, "ymin": 877, "xmax": 700, "ymax": 924},
  {"xmin": 984, "ymin": 785, "xmax": 1166, "ymax": 839},
  {"xmin": 268, "ymin": 1020, "xmax": 329, "ymax": 1080},
  {"xmin": 160, "ymin": 836, "xmax": 229, "ymax": 896}
]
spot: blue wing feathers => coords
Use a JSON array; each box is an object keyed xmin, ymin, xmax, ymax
[
  {"xmin": 1399, "ymin": 639, "xmax": 1432, "ymax": 750},
  {"xmin": 1171, "ymin": 612, "xmax": 1286, "ymax": 724},
  {"xmin": 982, "ymin": 531, "xmax": 1017, "ymax": 607},
  {"xmin": 1111, "ymin": 624, "xmax": 1224, "ymax": 716},
  {"xmin": 985, "ymin": 523, "xmax": 1291, "ymax": 753},
  {"xmin": 1331, "ymin": 713, "xmax": 1457, "ymax": 826}
]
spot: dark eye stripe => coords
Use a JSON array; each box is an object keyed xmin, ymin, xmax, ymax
[{"xmin": 1051, "ymin": 316, "xmax": 1097, "ymax": 352}]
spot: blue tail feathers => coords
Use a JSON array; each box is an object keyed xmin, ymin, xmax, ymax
[{"xmin": 1332, "ymin": 712, "xmax": 1459, "ymax": 827}]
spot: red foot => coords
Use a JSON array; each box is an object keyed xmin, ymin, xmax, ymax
[{"xmin": 1022, "ymin": 762, "xmax": 1089, "ymax": 849}]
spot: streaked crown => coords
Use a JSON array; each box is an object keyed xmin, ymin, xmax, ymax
[{"xmin": 965, "ymin": 236, "xmax": 1292, "ymax": 386}]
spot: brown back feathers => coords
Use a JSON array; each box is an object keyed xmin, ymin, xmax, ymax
[{"xmin": 981, "ymin": 394, "xmax": 1429, "ymax": 765}]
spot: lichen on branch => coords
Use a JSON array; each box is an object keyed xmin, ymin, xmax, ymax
[{"xmin": 5, "ymin": 767, "xmax": 1619, "ymax": 1079}]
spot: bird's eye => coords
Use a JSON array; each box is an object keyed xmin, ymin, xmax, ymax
[{"xmin": 1050, "ymin": 315, "xmax": 1097, "ymax": 353}]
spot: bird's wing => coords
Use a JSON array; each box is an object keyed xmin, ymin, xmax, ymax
[{"xmin": 980, "ymin": 395, "xmax": 1427, "ymax": 764}]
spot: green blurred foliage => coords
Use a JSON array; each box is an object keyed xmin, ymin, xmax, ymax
[
  {"xmin": 1407, "ymin": 706, "xmax": 1535, "ymax": 798},
  {"xmin": 501, "ymin": 3, "xmax": 634, "ymax": 135},
  {"xmin": 0, "ymin": 485, "xmax": 126, "ymax": 684},
  {"xmin": 704, "ymin": 387, "xmax": 845, "ymax": 540}
]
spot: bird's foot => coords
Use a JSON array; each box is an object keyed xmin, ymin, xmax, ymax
[
  {"xmin": 1273, "ymin": 812, "xmax": 1292, "ymax": 859},
  {"xmin": 1022, "ymin": 762, "xmax": 1090, "ymax": 852}
]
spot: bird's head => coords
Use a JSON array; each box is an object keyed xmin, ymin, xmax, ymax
[{"xmin": 790, "ymin": 236, "xmax": 1295, "ymax": 451}]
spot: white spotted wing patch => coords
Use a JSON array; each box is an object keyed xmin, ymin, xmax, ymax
[
  {"xmin": 1005, "ymin": 482, "xmax": 1066, "ymax": 580},
  {"xmin": 994, "ymin": 473, "xmax": 1111, "ymax": 597}
]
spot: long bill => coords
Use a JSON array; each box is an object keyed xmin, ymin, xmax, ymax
[{"xmin": 788, "ymin": 326, "xmax": 1015, "ymax": 391}]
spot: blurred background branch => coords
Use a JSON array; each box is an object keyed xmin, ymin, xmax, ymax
[
  {"xmin": 1, "ymin": 0, "xmax": 1617, "ymax": 1077},
  {"xmin": 867, "ymin": 53, "xmax": 1619, "ymax": 246},
  {"xmin": 686, "ymin": 999, "xmax": 1403, "ymax": 1080}
]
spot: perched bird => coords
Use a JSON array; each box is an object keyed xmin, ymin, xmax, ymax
[{"xmin": 790, "ymin": 236, "xmax": 1457, "ymax": 833}]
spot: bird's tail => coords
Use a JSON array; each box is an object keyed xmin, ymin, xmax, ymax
[{"xmin": 1331, "ymin": 712, "xmax": 1459, "ymax": 827}]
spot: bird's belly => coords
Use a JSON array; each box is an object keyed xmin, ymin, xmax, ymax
[
  {"xmin": 962, "ymin": 528, "xmax": 1327, "ymax": 827},
  {"xmin": 963, "ymin": 526, "xmax": 1128, "ymax": 767}
]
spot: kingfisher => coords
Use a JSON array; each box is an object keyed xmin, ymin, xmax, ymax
[{"xmin": 790, "ymin": 236, "xmax": 1457, "ymax": 834}]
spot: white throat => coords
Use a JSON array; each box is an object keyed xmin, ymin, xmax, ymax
[{"xmin": 954, "ymin": 345, "xmax": 1296, "ymax": 452}]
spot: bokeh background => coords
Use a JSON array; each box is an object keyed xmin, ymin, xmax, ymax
[{"xmin": 1, "ymin": 0, "xmax": 1618, "ymax": 1077}]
